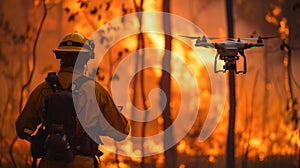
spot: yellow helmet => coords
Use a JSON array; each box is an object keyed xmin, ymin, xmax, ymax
[{"xmin": 53, "ymin": 31, "xmax": 95, "ymax": 59}]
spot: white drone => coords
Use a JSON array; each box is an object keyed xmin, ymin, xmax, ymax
[{"xmin": 180, "ymin": 35, "xmax": 276, "ymax": 74}]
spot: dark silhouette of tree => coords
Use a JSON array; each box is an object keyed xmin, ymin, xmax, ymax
[
  {"xmin": 160, "ymin": 0, "xmax": 176, "ymax": 168},
  {"xmin": 265, "ymin": 1, "xmax": 299, "ymax": 167},
  {"xmin": 2, "ymin": 0, "xmax": 48, "ymax": 167},
  {"xmin": 225, "ymin": 0, "xmax": 236, "ymax": 168},
  {"xmin": 130, "ymin": 1, "xmax": 150, "ymax": 167}
]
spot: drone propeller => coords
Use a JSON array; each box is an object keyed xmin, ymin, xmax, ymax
[
  {"xmin": 179, "ymin": 35, "xmax": 278, "ymax": 42},
  {"xmin": 178, "ymin": 35, "xmax": 201, "ymax": 39},
  {"xmin": 178, "ymin": 35, "xmax": 226, "ymax": 40},
  {"xmin": 230, "ymin": 35, "xmax": 278, "ymax": 41}
]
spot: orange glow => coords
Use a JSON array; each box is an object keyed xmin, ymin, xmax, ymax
[
  {"xmin": 258, "ymin": 153, "xmax": 265, "ymax": 161},
  {"xmin": 208, "ymin": 155, "xmax": 217, "ymax": 163},
  {"xmin": 44, "ymin": 1, "xmax": 300, "ymax": 166},
  {"xmin": 289, "ymin": 130, "xmax": 300, "ymax": 147},
  {"xmin": 34, "ymin": 0, "xmax": 40, "ymax": 6},
  {"xmin": 122, "ymin": 36, "xmax": 139, "ymax": 51},
  {"xmin": 146, "ymin": 140, "xmax": 164, "ymax": 153},
  {"xmin": 177, "ymin": 140, "xmax": 197, "ymax": 156},
  {"xmin": 179, "ymin": 164, "xmax": 186, "ymax": 168},
  {"xmin": 279, "ymin": 17, "xmax": 289, "ymax": 39},
  {"xmin": 249, "ymin": 138, "xmax": 261, "ymax": 148},
  {"xmin": 157, "ymin": 116, "xmax": 164, "ymax": 125},
  {"xmin": 265, "ymin": 4, "xmax": 289, "ymax": 39},
  {"xmin": 177, "ymin": 140, "xmax": 186, "ymax": 153},
  {"xmin": 272, "ymin": 5, "xmax": 282, "ymax": 16},
  {"xmin": 143, "ymin": 0, "xmax": 163, "ymax": 11},
  {"xmin": 146, "ymin": 33, "xmax": 165, "ymax": 49},
  {"xmin": 4, "ymin": 0, "xmax": 298, "ymax": 167},
  {"xmin": 265, "ymin": 14, "xmax": 278, "ymax": 25},
  {"xmin": 28, "ymin": 58, "xmax": 34, "ymax": 72}
]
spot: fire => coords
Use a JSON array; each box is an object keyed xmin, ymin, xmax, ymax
[
  {"xmin": 249, "ymin": 138, "xmax": 261, "ymax": 148},
  {"xmin": 265, "ymin": 3, "xmax": 289, "ymax": 39},
  {"xmin": 146, "ymin": 33, "xmax": 165, "ymax": 49},
  {"xmin": 146, "ymin": 140, "xmax": 164, "ymax": 153},
  {"xmin": 278, "ymin": 17, "xmax": 289, "ymax": 39},
  {"xmin": 208, "ymin": 155, "xmax": 217, "ymax": 163},
  {"xmin": 176, "ymin": 140, "xmax": 186, "ymax": 153},
  {"xmin": 179, "ymin": 164, "xmax": 186, "ymax": 168},
  {"xmin": 271, "ymin": 5, "xmax": 282, "ymax": 16},
  {"xmin": 288, "ymin": 130, "xmax": 300, "ymax": 148},
  {"xmin": 122, "ymin": 36, "xmax": 139, "ymax": 51},
  {"xmin": 3, "ymin": 0, "xmax": 298, "ymax": 167},
  {"xmin": 177, "ymin": 140, "xmax": 197, "ymax": 156}
]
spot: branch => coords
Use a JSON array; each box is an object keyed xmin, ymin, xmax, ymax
[
  {"xmin": 19, "ymin": 0, "xmax": 47, "ymax": 113},
  {"xmin": 11, "ymin": 1, "xmax": 48, "ymax": 167}
]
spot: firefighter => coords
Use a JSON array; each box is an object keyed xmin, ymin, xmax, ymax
[{"xmin": 16, "ymin": 31, "xmax": 130, "ymax": 168}]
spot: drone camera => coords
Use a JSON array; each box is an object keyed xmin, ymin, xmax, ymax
[{"xmin": 223, "ymin": 62, "xmax": 236, "ymax": 71}]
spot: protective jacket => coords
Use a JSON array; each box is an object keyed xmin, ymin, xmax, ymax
[{"xmin": 16, "ymin": 67, "xmax": 130, "ymax": 168}]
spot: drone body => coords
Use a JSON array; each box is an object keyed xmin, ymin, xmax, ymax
[{"xmin": 180, "ymin": 35, "xmax": 271, "ymax": 74}]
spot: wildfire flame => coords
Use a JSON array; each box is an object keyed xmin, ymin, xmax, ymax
[{"xmin": 3, "ymin": 0, "xmax": 298, "ymax": 167}]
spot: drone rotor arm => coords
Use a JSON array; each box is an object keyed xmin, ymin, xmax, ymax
[
  {"xmin": 244, "ymin": 42, "xmax": 264, "ymax": 49},
  {"xmin": 195, "ymin": 42, "xmax": 215, "ymax": 48}
]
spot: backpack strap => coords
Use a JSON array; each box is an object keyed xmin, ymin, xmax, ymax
[
  {"xmin": 45, "ymin": 72, "xmax": 63, "ymax": 92},
  {"xmin": 45, "ymin": 72, "xmax": 91, "ymax": 92}
]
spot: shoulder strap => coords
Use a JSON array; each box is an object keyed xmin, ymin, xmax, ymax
[{"xmin": 45, "ymin": 72, "xmax": 63, "ymax": 92}]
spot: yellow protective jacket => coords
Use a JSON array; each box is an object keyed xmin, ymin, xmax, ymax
[{"xmin": 15, "ymin": 67, "xmax": 130, "ymax": 167}]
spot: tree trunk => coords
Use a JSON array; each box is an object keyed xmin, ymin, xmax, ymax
[
  {"xmin": 160, "ymin": 0, "xmax": 176, "ymax": 168},
  {"xmin": 131, "ymin": 1, "xmax": 148, "ymax": 167},
  {"xmin": 225, "ymin": 0, "xmax": 236, "ymax": 168}
]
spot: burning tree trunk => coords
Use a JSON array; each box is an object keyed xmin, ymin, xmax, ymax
[
  {"xmin": 160, "ymin": 0, "xmax": 176, "ymax": 168},
  {"xmin": 283, "ymin": 7, "xmax": 299, "ymax": 168},
  {"xmin": 279, "ymin": 1, "xmax": 299, "ymax": 166}
]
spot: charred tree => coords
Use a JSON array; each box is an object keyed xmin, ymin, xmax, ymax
[
  {"xmin": 225, "ymin": 0, "xmax": 236, "ymax": 168},
  {"xmin": 280, "ymin": 1, "xmax": 299, "ymax": 166},
  {"xmin": 131, "ymin": 0, "xmax": 149, "ymax": 167},
  {"xmin": 160, "ymin": 0, "xmax": 176, "ymax": 168}
]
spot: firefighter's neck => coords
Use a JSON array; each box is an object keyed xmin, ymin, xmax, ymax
[{"xmin": 59, "ymin": 66, "xmax": 85, "ymax": 75}]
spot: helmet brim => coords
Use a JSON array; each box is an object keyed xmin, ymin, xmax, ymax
[{"xmin": 53, "ymin": 48, "xmax": 90, "ymax": 54}]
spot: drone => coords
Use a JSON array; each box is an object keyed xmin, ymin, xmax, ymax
[{"xmin": 180, "ymin": 35, "xmax": 276, "ymax": 74}]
